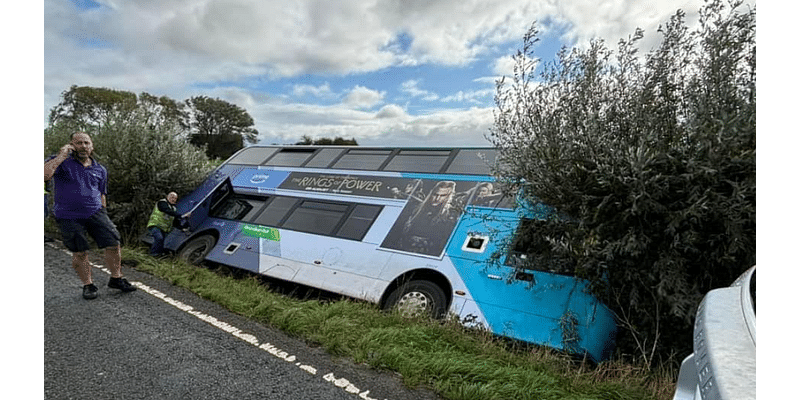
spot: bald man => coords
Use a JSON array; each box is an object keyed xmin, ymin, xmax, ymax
[
  {"xmin": 44, "ymin": 132, "xmax": 136, "ymax": 299},
  {"xmin": 146, "ymin": 191, "xmax": 191, "ymax": 256}
]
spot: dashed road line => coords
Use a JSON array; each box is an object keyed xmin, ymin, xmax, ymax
[{"xmin": 47, "ymin": 244, "xmax": 387, "ymax": 400}]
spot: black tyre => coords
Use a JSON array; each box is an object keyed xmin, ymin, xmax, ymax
[
  {"xmin": 383, "ymin": 280, "xmax": 448, "ymax": 319},
  {"xmin": 177, "ymin": 234, "xmax": 216, "ymax": 265}
]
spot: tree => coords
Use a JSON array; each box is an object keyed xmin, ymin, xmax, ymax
[
  {"xmin": 47, "ymin": 86, "xmax": 188, "ymax": 133},
  {"xmin": 185, "ymin": 96, "xmax": 259, "ymax": 159},
  {"xmin": 295, "ymin": 135, "xmax": 358, "ymax": 145},
  {"xmin": 138, "ymin": 92, "xmax": 188, "ymax": 132},
  {"xmin": 48, "ymin": 85, "xmax": 138, "ymax": 130},
  {"xmin": 489, "ymin": 0, "xmax": 755, "ymax": 365}
]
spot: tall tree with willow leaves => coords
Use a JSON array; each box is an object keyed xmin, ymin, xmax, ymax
[{"xmin": 489, "ymin": 0, "xmax": 755, "ymax": 365}]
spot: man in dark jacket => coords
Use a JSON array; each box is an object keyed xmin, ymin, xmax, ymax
[{"xmin": 147, "ymin": 192, "xmax": 191, "ymax": 256}]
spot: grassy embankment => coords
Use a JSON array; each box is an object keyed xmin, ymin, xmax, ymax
[{"xmin": 100, "ymin": 244, "xmax": 677, "ymax": 400}]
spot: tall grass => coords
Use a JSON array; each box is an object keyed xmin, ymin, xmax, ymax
[{"xmin": 118, "ymin": 245, "xmax": 675, "ymax": 400}]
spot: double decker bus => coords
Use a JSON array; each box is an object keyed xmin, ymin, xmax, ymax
[{"xmin": 159, "ymin": 145, "xmax": 617, "ymax": 361}]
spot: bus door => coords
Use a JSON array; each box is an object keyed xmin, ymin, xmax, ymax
[
  {"xmin": 187, "ymin": 178, "xmax": 234, "ymax": 230},
  {"xmin": 197, "ymin": 180, "xmax": 272, "ymax": 273},
  {"xmin": 165, "ymin": 178, "xmax": 234, "ymax": 252}
]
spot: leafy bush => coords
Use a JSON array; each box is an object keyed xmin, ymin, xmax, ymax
[
  {"xmin": 44, "ymin": 112, "xmax": 215, "ymax": 242},
  {"xmin": 489, "ymin": 0, "xmax": 755, "ymax": 365}
]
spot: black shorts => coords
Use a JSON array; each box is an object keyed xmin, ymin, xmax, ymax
[{"xmin": 56, "ymin": 208, "xmax": 121, "ymax": 253}]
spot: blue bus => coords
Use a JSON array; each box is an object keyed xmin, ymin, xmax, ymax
[{"xmin": 160, "ymin": 146, "xmax": 617, "ymax": 361}]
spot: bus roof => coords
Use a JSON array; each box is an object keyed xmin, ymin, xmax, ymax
[{"xmin": 223, "ymin": 145, "xmax": 498, "ymax": 176}]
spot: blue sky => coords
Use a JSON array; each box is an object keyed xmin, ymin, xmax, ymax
[{"xmin": 44, "ymin": 0, "xmax": 728, "ymax": 147}]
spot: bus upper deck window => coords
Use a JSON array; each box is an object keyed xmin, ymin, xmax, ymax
[
  {"xmin": 226, "ymin": 147, "xmax": 278, "ymax": 165},
  {"xmin": 304, "ymin": 148, "xmax": 345, "ymax": 168},
  {"xmin": 264, "ymin": 148, "xmax": 316, "ymax": 167},
  {"xmin": 446, "ymin": 149, "xmax": 497, "ymax": 175},
  {"xmin": 383, "ymin": 150, "xmax": 451, "ymax": 173},
  {"xmin": 332, "ymin": 150, "xmax": 392, "ymax": 170}
]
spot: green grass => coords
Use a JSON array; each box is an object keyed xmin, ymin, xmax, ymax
[{"xmin": 115, "ymin": 245, "xmax": 674, "ymax": 400}]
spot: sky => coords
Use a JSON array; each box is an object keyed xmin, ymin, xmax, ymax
[{"xmin": 43, "ymin": 0, "xmax": 727, "ymax": 147}]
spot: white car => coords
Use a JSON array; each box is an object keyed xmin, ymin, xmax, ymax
[{"xmin": 673, "ymin": 266, "xmax": 756, "ymax": 400}]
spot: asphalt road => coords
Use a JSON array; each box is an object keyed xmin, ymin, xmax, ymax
[{"xmin": 44, "ymin": 242, "xmax": 442, "ymax": 400}]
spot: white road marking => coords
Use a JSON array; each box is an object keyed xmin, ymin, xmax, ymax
[{"xmin": 48, "ymin": 244, "xmax": 387, "ymax": 400}]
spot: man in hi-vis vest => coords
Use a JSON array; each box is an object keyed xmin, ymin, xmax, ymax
[{"xmin": 147, "ymin": 192, "xmax": 191, "ymax": 256}]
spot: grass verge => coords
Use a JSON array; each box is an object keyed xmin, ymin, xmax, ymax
[{"xmin": 113, "ymin": 245, "xmax": 674, "ymax": 400}]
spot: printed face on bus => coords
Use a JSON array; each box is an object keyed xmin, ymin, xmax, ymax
[{"xmin": 430, "ymin": 186, "xmax": 452, "ymax": 206}]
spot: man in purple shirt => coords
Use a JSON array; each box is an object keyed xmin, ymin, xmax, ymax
[{"xmin": 44, "ymin": 132, "xmax": 136, "ymax": 300}]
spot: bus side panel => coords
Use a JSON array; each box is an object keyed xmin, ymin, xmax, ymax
[
  {"xmin": 205, "ymin": 221, "xmax": 392, "ymax": 288},
  {"xmin": 262, "ymin": 252, "xmax": 389, "ymax": 304},
  {"xmin": 199, "ymin": 221, "xmax": 394, "ymax": 303},
  {"xmin": 274, "ymin": 230, "xmax": 392, "ymax": 302},
  {"xmin": 202, "ymin": 220, "xmax": 261, "ymax": 274}
]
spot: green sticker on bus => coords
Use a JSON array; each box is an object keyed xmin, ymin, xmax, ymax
[{"xmin": 242, "ymin": 224, "xmax": 281, "ymax": 241}]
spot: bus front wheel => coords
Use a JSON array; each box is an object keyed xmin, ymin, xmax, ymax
[
  {"xmin": 384, "ymin": 280, "xmax": 447, "ymax": 319},
  {"xmin": 177, "ymin": 234, "xmax": 216, "ymax": 265}
]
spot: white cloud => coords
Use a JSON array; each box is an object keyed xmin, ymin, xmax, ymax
[
  {"xmin": 44, "ymin": 0, "xmax": 749, "ymax": 144},
  {"xmin": 246, "ymin": 98, "xmax": 492, "ymax": 147},
  {"xmin": 375, "ymin": 104, "xmax": 407, "ymax": 119},
  {"xmin": 388, "ymin": 106, "xmax": 495, "ymax": 146},
  {"xmin": 492, "ymin": 55, "xmax": 517, "ymax": 77},
  {"xmin": 343, "ymin": 86, "xmax": 385, "ymax": 109},
  {"xmin": 291, "ymin": 82, "xmax": 334, "ymax": 98},
  {"xmin": 58, "ymin": 0, "xmax": 707, "ymax": 81},
  {"xmin": 400, "ymin": 80, "xmax": 439, "ymax": 101},
  {"xmin": 46, "ymin": 0, "xmax": 724, "ymax": 84},
  {"xmin": 440, "ymin": 89, "xmax": 495, "ymax": 104}
]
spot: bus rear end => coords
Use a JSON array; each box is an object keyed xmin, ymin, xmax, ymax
[{"xmin": 446, "ymin": 204, "xmax": 617, "ymax": 362}]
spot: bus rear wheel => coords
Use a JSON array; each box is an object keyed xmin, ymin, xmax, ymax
[
  {"xmin": 384, "ymin": 280, "xmax": 447, "ymax": 319},
  {"xmin": 177, "ymin": 234, "xmax": 216, "ymax": 265}
]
